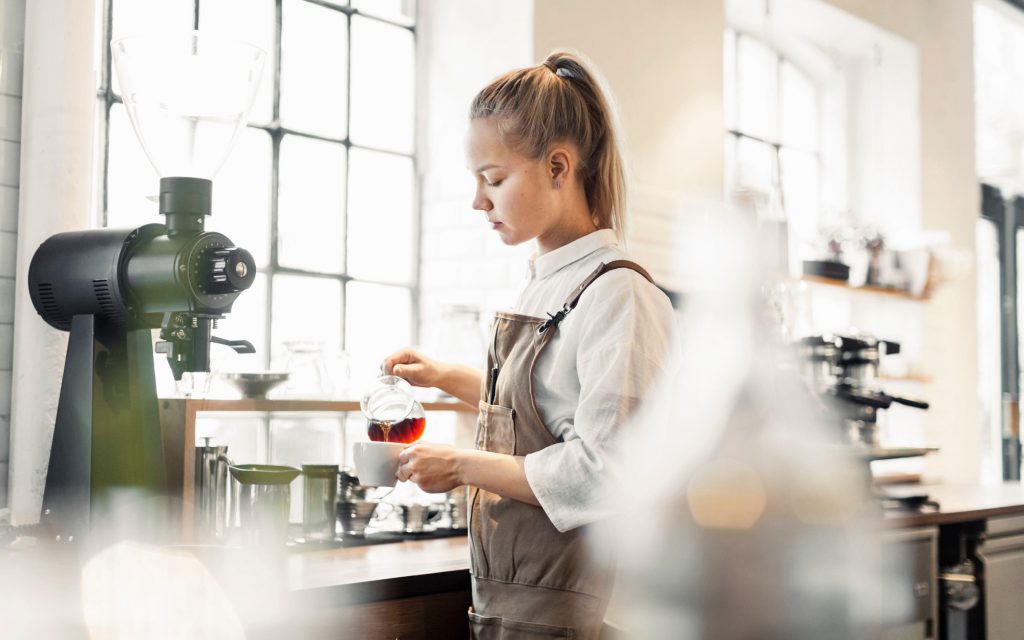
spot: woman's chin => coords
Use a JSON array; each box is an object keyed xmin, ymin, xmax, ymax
[{"xmin": 494, "ymin": 227, "xmax": 518, "ymax": 245}]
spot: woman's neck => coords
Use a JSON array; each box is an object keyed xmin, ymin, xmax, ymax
[
  {"xmin": 535, "ymin": 194, "xmax": 598, "ymax": 255},
  {"xmin": 536, "ymin": 218, "xmax": 598, "ymax": 255}
]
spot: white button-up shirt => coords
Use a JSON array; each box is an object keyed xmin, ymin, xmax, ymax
[{"xmin": 514, "ymin": 229, "xmax": 675, "ymax": 532}]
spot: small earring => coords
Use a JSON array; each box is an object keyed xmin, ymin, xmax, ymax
[{"xmin": 553, "ymin": 180, "xmax": 562, "ymax": 190}]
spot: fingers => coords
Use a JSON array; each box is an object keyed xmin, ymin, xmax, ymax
[{"xmin": 382, "ymin": 348, "xmax": 421, "ymax": 376}]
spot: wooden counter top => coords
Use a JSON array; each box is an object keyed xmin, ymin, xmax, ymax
[
  {"xmin": 882, "ymin": 482, "xmax": 1024, "ymax": 528},
  {"xmin": 285, "ymin": 535, "xmax": 470, "ymax": 606}
]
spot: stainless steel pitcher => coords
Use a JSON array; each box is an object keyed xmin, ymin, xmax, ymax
[{"xmin": 194, "ymin": 437, "xmax": 233, "ymax": 541}]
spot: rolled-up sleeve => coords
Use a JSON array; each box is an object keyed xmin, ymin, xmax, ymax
[{"xmin": 524, "ymin": 271, "xmax": 674, "ymax": 532}]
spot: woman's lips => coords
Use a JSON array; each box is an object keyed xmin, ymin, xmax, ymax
[{"xmin": 490, "ymin": 221, "xmax": 503, "ymax": 230}]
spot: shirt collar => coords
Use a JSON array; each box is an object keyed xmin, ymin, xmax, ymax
[{"xmin": 529, "ymin": 229, "xmax": 619, "ymax": 280}]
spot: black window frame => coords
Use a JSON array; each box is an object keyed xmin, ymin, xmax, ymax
[{"xmin": 981, "ymin": 183, "xmax": 1024, "ymax": 480}]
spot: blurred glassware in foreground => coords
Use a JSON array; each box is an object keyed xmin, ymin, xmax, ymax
[{"xmin": 596, "ymin": 202, "xmax": 909, "ymax": 639}]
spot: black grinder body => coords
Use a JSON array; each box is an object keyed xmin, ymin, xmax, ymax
[{"xmin": 26, "ymin": 177, "xmax": 256, "ymax": 543}]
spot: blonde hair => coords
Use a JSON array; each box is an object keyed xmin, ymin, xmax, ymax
[{"xmin": 469, "ymin": 50, "xmax": 627, "ymax": 239}]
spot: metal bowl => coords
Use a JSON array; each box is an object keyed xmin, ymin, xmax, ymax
[{"xmin": 222, "ymin": 372, "xmax": 290, "ymax": 398}]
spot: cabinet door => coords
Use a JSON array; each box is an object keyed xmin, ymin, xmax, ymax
[
  {"xmin": 978, "ymin": 532, "xmax": 1024, "ymax": 640},
  {"xmin": 882, "ymin": 527, "xmax": 938, "ymax": 640}
]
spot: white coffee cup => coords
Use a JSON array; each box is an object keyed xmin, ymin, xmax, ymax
[{"xmin": 353, "ymin": 441, "xmax": 405, "ymax": 487}]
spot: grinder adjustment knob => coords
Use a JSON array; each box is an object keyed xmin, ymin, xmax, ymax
[{"xmin": 204, "ymin": 247, "xmax": 256, "ymax": 295}]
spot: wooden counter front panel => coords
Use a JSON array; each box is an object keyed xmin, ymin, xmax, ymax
[{"xmin": 296, "ymin": 590, "xmax": 472, "ymax": 640}]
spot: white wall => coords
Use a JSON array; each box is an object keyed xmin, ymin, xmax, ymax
[
  {"xmin": 8, "ymin": 0, "xmax": 97, "ymax": 524},
  {"xmin": 534, "ymin": 0, "xmax": 725, "ymax": 288},
  {"xmin": 0, "ymin": 0, "xmax": 25, "ymax": 509}
]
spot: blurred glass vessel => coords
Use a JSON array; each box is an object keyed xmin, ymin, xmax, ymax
[{"xmin": 597, "ymin": 203, "xmax": 904, "ymax": 639}]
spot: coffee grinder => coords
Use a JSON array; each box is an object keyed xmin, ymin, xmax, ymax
[{"xmin": 25, "ymin": 33, "xmax": 266, "ymax": 543}]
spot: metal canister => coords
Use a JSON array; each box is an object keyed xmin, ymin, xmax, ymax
[
  {"xmin": 194, "ymin": 437, "xmax": 233, "ymax": 541},
  {"xmin": 302, "ymin": 464, "xmax": 339, "ymax": 541}
]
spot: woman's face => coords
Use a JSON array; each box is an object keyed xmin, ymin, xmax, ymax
[{"xmin": 465, "ymin": 117, "xmax": 561, "ymax": 248}]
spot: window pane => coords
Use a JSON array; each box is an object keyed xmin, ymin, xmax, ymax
[
  {"xmin": 977, "ymin": 219, "xmax": 1002, "ymax": 480},
  {"xmin": 106, "ymin": 103, "xmax": 160, "ymax": 228},
  {"xmin": 724, "ymin": 133, "xmax": 737, "ymax": 194},
  {"xmin": 195, "ymin": 416, "xmax": 267, "ymax": 467},
  {"xmin": 345, "ymin": 281, "xmax": 412, "ymax": 374},
  {"xmin": 350, "ymin": 17, "xmax": 414, "ymax": 153},
  {"xmin": 723, "ymin": 29, "xmax": 737, "ymax": 131},
  {"xmin": 270, "ymin": 274, "xmax": 342, "ymax": 365},
  {"xmin": 733, "ymin": 136, "xmax": 775, "ymax": 193},
  {"xmin": 199, "ymin": 0, "xmax": 276, "ymax": 126},
  {"xmin": 278, "ymin": 135, "xmax": 347, "ymax": 273},
  {"xmin": 214, "ymin": 127, "xmax": 272, "ymax": 268},
  {"xmin": 779, "ymin": 147, "xmax": 819, "ymax": 259},
  {"xmin": 212, "ymin": 273, "xmax": 268, "ymax": 372},
  {"xmin": 347, "ymin": 148, "xmax": 414, "ymax": 283},
  {"xmin": 351, "ymin": 0, "xmax": 415, "ymax": 26},
  {"xmin": 280, "ymin": 0, "xmax": 348, "ymax": 139},
  {"xmin": 736, "ymin": 35, "xmax": 777, "ymax": 141},
  {"xmin": 975, "ymin": 2, "xmax": 1024, "ymax": 195},
  {"xmin": 111, "ymin": 0, "xmax": 195, "ymax": 96},
  {"xmin": 270, "ymin": 416, "xmax": 344, "ymax": 521},
  {"xmin": 780, "ymin": 61, "xmax": 818, "ymax": 152}
]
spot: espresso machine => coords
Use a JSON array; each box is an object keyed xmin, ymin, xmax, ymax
[
  {"xmin": 26, "ymin": 33, "xmax": 266, "ymax": 543},
  {"xmin": 800, "ymin": 334, "xmax": 930, "ymax": 447}
]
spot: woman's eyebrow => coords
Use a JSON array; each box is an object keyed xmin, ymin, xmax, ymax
[{"xmin": 474, "ymin": 163, "xmax": 501, "ymax": 173}]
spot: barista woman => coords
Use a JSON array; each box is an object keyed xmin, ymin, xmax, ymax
[{"xmin": 383, "ymin": 51, "xmax": 674, "ymax": 639}]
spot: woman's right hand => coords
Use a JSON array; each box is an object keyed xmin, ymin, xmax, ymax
[
  {"xmin": 383, "ymin": 348, "xmax": 446, "ymax": 389},
  {"xmin": 382, "ymin": 348, "xmax": 484, "ymax": 407}
]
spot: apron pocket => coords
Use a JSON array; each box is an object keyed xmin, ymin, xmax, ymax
[
  {"xmin": 468, "ymin": 609, "xmax": 574, "ymax": 639},
  {"xmin": 476, "ymin": 403, "xmax": 516, "ymax": 455}
]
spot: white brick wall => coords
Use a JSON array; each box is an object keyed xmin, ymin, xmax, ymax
[{"xmin": 0, "ymin": 0, "xmax": 24, "ymax": 509}]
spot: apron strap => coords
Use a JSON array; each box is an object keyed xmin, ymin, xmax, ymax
[{"xmin": 537, "ymin": 260, "xmax": 656, "ymax": 334}]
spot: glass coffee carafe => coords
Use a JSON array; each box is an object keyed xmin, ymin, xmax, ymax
[{"xmin": 360, "ymin": 375, "xmax": 426, "ymax": 444}]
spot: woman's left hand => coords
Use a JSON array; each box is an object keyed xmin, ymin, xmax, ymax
[{"xmin": 396, "ymin": 443, "xmax": 464, "ymax": 493}]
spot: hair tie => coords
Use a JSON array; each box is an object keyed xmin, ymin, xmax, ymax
[{"xmin": 543, "ymin": 60, "xmax": 558, "ymax": 73}]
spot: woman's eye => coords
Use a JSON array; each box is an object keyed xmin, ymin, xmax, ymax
[{"xmin": 485, "ymin": 178, "xmax": 504, "ymax": 187}]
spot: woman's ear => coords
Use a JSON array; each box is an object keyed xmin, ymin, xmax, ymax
[{"xmin": 547, "ymin": 147, "xmax": 573, "ymax": 190}]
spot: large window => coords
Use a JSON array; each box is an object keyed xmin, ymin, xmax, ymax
[
  {"xmin": 96, "ymin": 0, "xmax": 418, "ymax": 395},
  {"xmin": 975, "ymin": 0, "xmax": 1024, "ymax": 480},
  {"xmin": 724, "ymin": 29, "xmax": 821, "ymax": 274}
]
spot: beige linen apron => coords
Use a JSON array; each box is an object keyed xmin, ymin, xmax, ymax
[{"xmin": 468, "ymin": 260, "xmax": 655, "ymax": 640}]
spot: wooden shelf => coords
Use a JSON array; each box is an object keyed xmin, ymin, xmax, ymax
[
  {"xmin": 161, "ymin": 397, "xmax": 476, "ymax": 414},
  {"xmin": 800, "ymin": 275, "xmax": 929, "ymax": 301},
  {"xmin": 879, "ymin": 372, "xmax": 934, "ymax": 384},
  {"xmin": 859, "ymin": 446, "xmax": 938, "ymax": 462}
]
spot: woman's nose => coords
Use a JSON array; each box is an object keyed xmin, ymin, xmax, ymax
[{"xmin": 472, "ymin": 188, "xmax": 492, "ymax": 212}]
